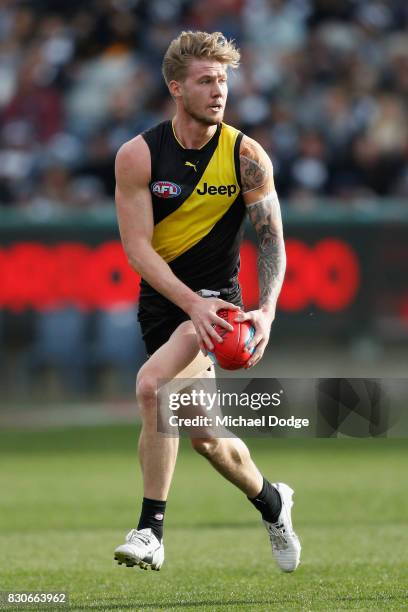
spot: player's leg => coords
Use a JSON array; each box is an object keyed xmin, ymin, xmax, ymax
[
  {"xmin": 192, "ymin": 435, "xmax": 262, "ymax": 496},
  {"xmin": 137, "ymin": 320, "xmax": 210, "ymax": 501},
  {"xmin": 191, "ymin": 434, "xmax": 300, "ymax": 571},
  {"xmin": 189, "ymin": 371, "xmax": 300, "ymax": 572},
  {"xmin": 114, "ymin": 320, "xmax": 210, "ymax": 570},
  {"xmin": 186, "ymin": 368, "xmax": 262, "ymax": 494}
]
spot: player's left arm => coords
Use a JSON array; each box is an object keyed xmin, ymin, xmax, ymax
[{"xmin": 235, "ymin": 135, "xmax": 286, "ymax": 368}]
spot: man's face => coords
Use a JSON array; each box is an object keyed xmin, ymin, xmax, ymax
[{"xmin": 175, "ymin": 59, "xmax": 228, "ymax": 125}]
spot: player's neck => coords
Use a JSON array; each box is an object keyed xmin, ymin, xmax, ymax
[{"xmin": 172, "ymin": 115, "xmax": 218, "ymax": 150}]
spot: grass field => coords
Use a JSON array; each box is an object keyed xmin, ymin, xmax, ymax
[{"xmin": 0, "ymin": 425, "xmax": 407, "ymax": 611}]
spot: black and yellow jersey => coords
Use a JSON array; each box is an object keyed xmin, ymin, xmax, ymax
[{"xmin": 140, "ymin": 120, "xmax": 245, "ymax": 305}]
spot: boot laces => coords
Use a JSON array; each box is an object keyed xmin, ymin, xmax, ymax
[
  {"xmin": 268, "ymin": 522, "xmax": 288, "ymax": 550},
  {"xmin": 127, "ymin": 529, "xmax": 153, "ymax": 547}
]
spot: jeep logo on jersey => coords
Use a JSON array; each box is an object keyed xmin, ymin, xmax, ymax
[
  {"xmin": 197, "ymin": 183, "xmax": 237, "ymax": 197},
  {"xmin": 152, "ymin": 181, "xmax": 181, "ymax": 198}
]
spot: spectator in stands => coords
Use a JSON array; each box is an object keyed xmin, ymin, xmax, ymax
[{"xmin": 0, "ymin": 0, "xmax": 407, "ymax": 208}]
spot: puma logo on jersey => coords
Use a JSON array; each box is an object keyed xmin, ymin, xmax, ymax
[
  {"xmin": 197, "ymin": 183, "xmax": 237, "ymax": 197},
  {"xmin": 185, "ymin": 161, "xmax": 197, "ymax": 172}
]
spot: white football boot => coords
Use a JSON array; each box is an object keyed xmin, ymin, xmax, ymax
[
  {"xmin": 114, "ymin": 528, "xmax": 164, "ymax": 571},
  {"xmin": 263, "ymin": 482, "xmax": 301, "ymax": 572}
]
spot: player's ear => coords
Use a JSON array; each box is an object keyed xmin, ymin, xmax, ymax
[{"xmin": 168, "ymin": 80, "xmax": 182, "ymax": 98}]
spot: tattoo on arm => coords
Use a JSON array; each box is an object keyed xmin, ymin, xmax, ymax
[
  {"xmin": 247, "ymin": 192, "xmax": 286, "ymax": 308},
  {"xmin": 240, "ymin": 154, "xmax": 267, "ymax": 193}
]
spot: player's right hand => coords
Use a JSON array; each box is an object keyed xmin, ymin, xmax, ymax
[{"xmin": 188, "ymin": 297, "xmax": 241, "ymax": 355}]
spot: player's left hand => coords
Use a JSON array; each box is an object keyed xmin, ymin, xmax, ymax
[{"xmin": 234, "ymin": 309, "xmax": 274, "ymax": 368}]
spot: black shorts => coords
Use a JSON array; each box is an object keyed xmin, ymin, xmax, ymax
[{"xmin": 138, "ymin": 282, "xmax": 244, "ymax": 356}]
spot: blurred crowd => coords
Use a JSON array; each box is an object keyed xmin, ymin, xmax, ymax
[{"xmin": 1, "ymin": 0, "xmax": 408, "ymax": 213}]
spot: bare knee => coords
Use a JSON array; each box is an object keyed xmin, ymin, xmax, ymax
[
  {"xmin": 136, "ymin": 370, "xmax": 158, "ymax": 411},
  {"xmin": 191, "ymin": 437, "xmax": 219, "ymax": 458}
]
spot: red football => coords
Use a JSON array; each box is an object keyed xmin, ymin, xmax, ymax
[{"xmin": 208, "ymin": 309, "xmax": 255, "ymax": 370}]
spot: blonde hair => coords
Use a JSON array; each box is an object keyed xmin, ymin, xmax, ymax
[{"xmin": 162, "ymin": 31, "xmax": 240, "ymax": 85}]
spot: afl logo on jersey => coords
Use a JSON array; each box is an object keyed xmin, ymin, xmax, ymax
[{"xmin": 151, "ymin": 181, "xmax": 181, "ymax": 198}]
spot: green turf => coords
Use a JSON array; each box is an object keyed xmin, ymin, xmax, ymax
[{"xmin": 0, "ymin": 426, "xmax": 407, "ymax": 611}]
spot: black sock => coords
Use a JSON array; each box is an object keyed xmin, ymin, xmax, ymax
[
  {"xmin": 248, "ymin": 478, "xmax": 282, "ymax": 523},
  {"xmin": 137, "ymin": 497, "xmax": 166, "ymax": 541}
]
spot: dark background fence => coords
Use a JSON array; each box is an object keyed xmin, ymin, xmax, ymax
[{"xmin": 1, "ymin": 202, "xmax": 407, "ymax": 400}]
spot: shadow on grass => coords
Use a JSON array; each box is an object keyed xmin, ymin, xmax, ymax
[
  {"xmin": 172, "ymin": 521, "xmax": 256, "ymax": 530},
  {"xmin": 74, "ymin": 600, "xmax": 274, "ymax": 610},
  {"xmin": 74, "ymin": 592, "xmax": 408, "ymax": 610},
  {"xmin": 336, "ymin": 594, "xmax": 407, "ymax": 602}
]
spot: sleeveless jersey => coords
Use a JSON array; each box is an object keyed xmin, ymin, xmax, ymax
[{"xmin": 140, "ymin": 120, "xmax": 245, "ymax": 305}]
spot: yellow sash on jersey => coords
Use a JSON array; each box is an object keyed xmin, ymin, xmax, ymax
[{"xmin": 152, "ymin": 123, "xmax": 241, "ymax": 263}]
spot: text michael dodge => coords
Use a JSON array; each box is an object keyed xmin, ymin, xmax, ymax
[{"xmin": 167, "ymin": 414, "xmax": 310, "ymax": 429}]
